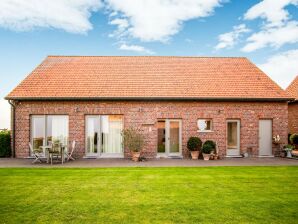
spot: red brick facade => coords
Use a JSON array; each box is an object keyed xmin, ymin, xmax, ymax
[
  {"xmin": 13, "ymin": 100, "xmax": 288, "ymax": 158},
  {"xmin": 288, "ymin": 102, "xmax": 298, "ymax": 134}
]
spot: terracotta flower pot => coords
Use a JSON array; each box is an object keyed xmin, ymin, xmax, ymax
[
  {"xmin": 190, "ymin": 151, "xmax": 199, "ymax": 160},
  {"xmin": 131, "ymin": 151, "xmax": 141, "ymax": 162},
  {"xmin": 202, "ymin": 153, "xmax": 210, "ymax": 161}
]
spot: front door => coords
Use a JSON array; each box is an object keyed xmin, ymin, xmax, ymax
[
  {"xmin": 259, "ymin": 120, "xmax": 272, "ymax": 156},
  {"xmin": 226, "ymin": 120, "xmax": 240, "ymax": 156},
  {"xmin": 157, "ymin": 119, "xmax": 182, "ymax": 157}
]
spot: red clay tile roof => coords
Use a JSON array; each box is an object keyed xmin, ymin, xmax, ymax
[
  {"xmin": 286, "ymin": 75, "xmax": 298, "ymax": 101},
  {"xmin": 6, "ymin": 56, "xmax": 291, "ymax": 101}
]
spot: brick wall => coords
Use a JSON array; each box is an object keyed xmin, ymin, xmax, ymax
[
  {"xmin": 288, "ymin": 102, "xmax": 298, "ymax": 134},
  {"xmin": 13, "ymin": 100, "xmax": 288, "ymax": 158}
]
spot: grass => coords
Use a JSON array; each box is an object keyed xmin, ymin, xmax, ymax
[{"xmin": 0, "ymin": 167, "xmax": 297, "ymax": 224}]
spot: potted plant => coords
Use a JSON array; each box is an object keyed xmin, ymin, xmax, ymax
[
  {"xmin": 122, "ymin": 128, "xmax": 144, "ymax": 162},
  {"xmin": 290, "ymin": 133, "xmax": 298, "ymax": 149},
  {"xmin": 187, "ymin": 137, "xmax": 202, "ymax": 160},
  {"xmin": 284, "ymin": 144, "xmax": 294, "ymax": 158},
  {"xmin": 202, "ymin": 140, "xmax": 216, "ymax": 161}
]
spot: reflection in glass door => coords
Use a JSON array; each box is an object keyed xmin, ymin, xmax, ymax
[
  {"xmin": 226, "ymin": 120, "xmax": 240, "ymax": 156},
  {"xmin": 86, "ymin": 116, "xmax": 100, "ymax": 156},
  {"xmin": 157, "ymin": 119, "xmax": 181, "ymax": 157}
]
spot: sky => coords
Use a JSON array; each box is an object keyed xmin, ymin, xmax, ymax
[{"xmin": 0, "ymin": 0, "xmax": 298, "ymax": 129}]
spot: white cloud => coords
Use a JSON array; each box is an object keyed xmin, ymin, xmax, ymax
[
  {"xmin": 119, "ymin": 43, "xmax": 155, "ymax": 54},
  {"xmin": 0, "ymin": 0, "xmax": 102, "ymax": 33},
  {"xmin": 0, "ymin": 100, "xmax": 11, "ymax": 130},
  {"xmin": 215, "ymin": 24, "xmax": 250, "ymax": 50},
  {"xmin": 105, "ymin": 0, "xmax": 224, "ymax": 42},
  {"xmin": 241, "ymin": 0, "xmax": 298, "ymax": 52},
  {"xmin": 244, "ymin": 0, "xmax": 298, "ymax": 27},
  {"xmin": 242, "ymin": 21, "xmax": 298, "ymax": 52},
  {"xmin": 258, "ymin": 49, "xmax": 298, "ymax": 89}
]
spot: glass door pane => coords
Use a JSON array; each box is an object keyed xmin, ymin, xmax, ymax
[
  {"xmin": 169, "ymin": 121, "xmax": 180, "ymax": 153},
  {"xmin": 31, "ymin": 116, "xmax": 45, "ymax": 155},
  {"xmin": 101, "ymin": 115, "xmax": 123, "ymax": 154},
  {"xmin": 157, "ymin": 121, "xmax": 166, "ymax": 153},
  {"xmin": 86, "ymin": 116, "xmax": 100, "ymax": 155},
  {"xmin": 47, "ymin": 116, "xmax": 69, "ymax": 146},
  {"xmin": 227, "ymin": 122, "xmax": 238, "ymax": 149}
]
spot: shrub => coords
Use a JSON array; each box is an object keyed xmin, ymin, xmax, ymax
[
  {"xmin": 202, "ymin": 140, "xmax": 216, "ymax": 154},
  {"xmin": 290, "ymin": 133, "xmax": 298, "ymax": 145},
  {"xmin": 187, "ymin": 137, "xmax": 202, "ymax": 151},
  {"xmin": 0, "ymin": 130, "xmax": 11, "ymax": 157},
  {"xmin": 122, "ymin": 128, "xmax": 144, "ymax": 152}
]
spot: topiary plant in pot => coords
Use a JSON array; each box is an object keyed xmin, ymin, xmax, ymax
[
  {"xmin": 202, "ymin": 140, "xmax": 216, "ymax": 160},
  {"xmin": 290, "ymin": 133, "xmax": 298, "ymax": 149},
  {"xmin": 122, "ymin": 128, "xmax": 144, "ymax": 162},
  {"xmin": 187, "ymin": 137, "xmax": 202, "ymax": 160}
]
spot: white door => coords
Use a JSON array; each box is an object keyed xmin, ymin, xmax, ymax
[
  {"xmin": 226, "ymin": 120, "xmax": 240, "ymax": 156},
  {"xmin": 85, "ymin": 115, "xmax": 124, "ymax": 158},
  {"xmin": 259, "ymin": 120, "xmax": 272, "ymax": 156},
  {"xmin": 157, "ymin": 119, "xmax": 182, "ymax": 157}
]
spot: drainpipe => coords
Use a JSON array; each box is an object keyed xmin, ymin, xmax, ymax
[{"xmin": 8, "ymin": 100, "xmax": 16, "ymax": 158}]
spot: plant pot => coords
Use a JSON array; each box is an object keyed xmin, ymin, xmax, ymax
[
  {"xmin": 286, "ymin": 151, "xmax": 292, "ymax": 158},
  {"xmin": 131, "ymin": 151, "xmax": 141, "ymax": 162},
  {"xmin": 190, "ymin": 151, "xmax": 199, "ymax": 160},
  {"xmin": 202, "ymin": 153, "xmax": 210, "ymax": 161}
]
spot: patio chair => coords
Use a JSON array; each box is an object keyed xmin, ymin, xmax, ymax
[
  {"xmin": 29, "ymin": 142, "xmax": 43, "ymax": 164},
  {"xmin": 65, "ymin": 140, "xmax": 76, "ymax": 161},
  {"xmin": 49, "ymin": 141, "xmax": 62, "ymax": 165}
]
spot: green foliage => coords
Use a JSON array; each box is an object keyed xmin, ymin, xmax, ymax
[
  {"xmin": 187, "ymin": 137, "xmax": 202, "ymax": 151},
  {"xmin": 122, "ymin": 128, "xmax": 145, "ymax": 152},
  {"xmin": 202, "ymin": 140, "xmax": 216, "ymax": 154},
  {"xmin": 290, "ymin": 133, "xmax": 298, "ymax": 145},
  {"xmin": 0, "ymin": 130, "xmax": 11, "ymax": 157}
]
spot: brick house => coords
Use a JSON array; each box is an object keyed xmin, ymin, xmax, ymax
[
  {"xmin": 6, "ymin": 56, "xmax": 292, "ymax": 159},
  {"xmin": 286, "ymin": 75, "xmax": 298, "ymax": 135}
]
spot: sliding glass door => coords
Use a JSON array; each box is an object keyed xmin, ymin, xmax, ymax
[
  {"xmin": 31, "ymin": 115, "xmax": 69, "ymax": 157},
  {"xmin": 85, "ymin": 115, "xmax": 123, "ymax": 157}
]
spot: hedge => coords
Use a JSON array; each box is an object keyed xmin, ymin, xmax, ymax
[{"xmin": 0, "ymin": 130, "xmax": 11, "ymax": 157}]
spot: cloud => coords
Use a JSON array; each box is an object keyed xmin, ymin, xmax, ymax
[
  {"xmin": 242, "ymin": 21, "xmax": 298, "ymax": 52},
  {"xmin": 0, "ymin": 0, "xmax": 102, "ymax": 33},
  {"xmin": 119, "ymin": 43, "xmax": 155, "ymax": 54},
  {"xmin": 244, "ymin": 0, "xmax": 298, "ymax": 27},
  {"xmin": 258, "ymin": 49, "xmax": 298, "ymax": 89},
  {"xmin": 105, "ymin": 0, "xmax": 224, "ymax": 42},
  {"xmin": 215, "ymin": 24, "xmax": 250, "ymax": 50},
  {"xmin": 0, "ymin": 99, "xmax": 10, "ymax": 129},
  {"xmin": 241, "ymin": 0, "xmax": 298, "ymax": 52}
]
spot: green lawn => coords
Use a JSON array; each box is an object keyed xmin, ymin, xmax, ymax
[{"xmin": 0, "ymin": 167, "xmax": 297, "ymax": 224}]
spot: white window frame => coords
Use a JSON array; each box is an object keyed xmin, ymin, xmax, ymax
[
  {"xmin": 30, "ymin": 115, "xmax": 69, "ymax": 157},
  {"xmin": 197, "ymin": 119, "xmax": 213, "ymax": 132}
]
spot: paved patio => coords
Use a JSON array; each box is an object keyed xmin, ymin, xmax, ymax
[{"xmin": 0, "ymin": 157, "xmax": 297, "ymax": 167}]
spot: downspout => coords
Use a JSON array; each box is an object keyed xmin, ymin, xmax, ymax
[{"xmin": 8, "ymin": 100, "xmax": 16, "ymax": 158}]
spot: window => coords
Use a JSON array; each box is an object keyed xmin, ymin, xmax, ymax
[
  {"xmin": 85, "ymin": 115, "xmax": 123, "ymax": 156},
  {"xmin": 197, "ymin": 119, "xmax": 212, "ymax": 132},
  {"xmin": 31, "ymin": 115, "xmax": 69, "ymax": 156}
]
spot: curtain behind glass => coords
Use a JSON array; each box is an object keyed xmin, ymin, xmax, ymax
[
  {"xmin": 47, "ymin": 116, "xmax": 68, "ymax": 147},
  {"xmin": 102, "ymin": 115, "xmax": 123, "ymax": 153},
  {"xmin": 31, "ymin": 116, "xmax": 45, "ymax": 152}
]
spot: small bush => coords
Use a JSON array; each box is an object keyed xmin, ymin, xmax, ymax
[
  {"xmin": 187, "ymin": 137, "xmax": 202, "ymax": 151},
  {"xmin": 0, "ymin": 130, "xmax": 11, "ymax": 157},
  {"xmin": 122, "ymin": 128, "xmax": 145, "ymax": 152},
  {"xmin": 290, "ymin": 133, "xmax": 298, "ymax": 145},
  {"xmin": 202, "ymin": 140, "xmax": 216, "ymax": 154}
]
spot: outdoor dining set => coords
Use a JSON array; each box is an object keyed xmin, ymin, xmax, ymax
[{"xmin": 29, "ymin": 140, "xmax": 76, "ymax": 165}]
